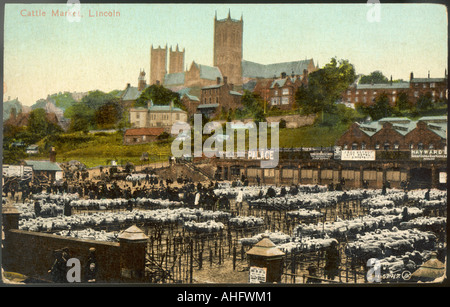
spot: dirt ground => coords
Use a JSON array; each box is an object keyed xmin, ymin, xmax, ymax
[{"xmin": 192, "ymin": 258, "xmax": 249, "ymax": 284}]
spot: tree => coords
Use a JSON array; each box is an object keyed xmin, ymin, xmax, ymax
[
  {"xmin": 27, "ymin": 108, "xmax": 63, "ymax": 140},
  {"xmin": 395, "ymin": 91, "xmax": 411, "ymax": 111},
  {"xmin": 357, "ymin": 93, "xmax": 394, "ymax": 120},
  {"xmin": 94, "ymin": 100, "xmax": 122, "ymax": 129},
  {"xmin": 359, "ymin": 71, "xmax": 389, "ymax": 84},
  {"xmin": 295, "ymin": 57, "xmax": 356, "ymax": 117},
  {"xmin": 136, "ymin": 84, "xmax": 181, "ymax": 108},
  {"xmin": 416, "ymin": 92, "xmax": 433, "ymax": 111}
]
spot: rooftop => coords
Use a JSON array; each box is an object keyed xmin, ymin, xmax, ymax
[
  {"xmin": 242, "ymin": 59, "xmax": 313, "ymax": 79},
  {"xmin": 24, "ymin": 160, "xmax": 63, "ymax": 172}
]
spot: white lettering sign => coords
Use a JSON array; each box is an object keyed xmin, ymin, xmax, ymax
[
  {"xmin": 341, "ymin": 150, "xmax": 376, "ymax": 161},
  {"xmin": 249, "ymin": 266, "xmax": 267, "ymax": 284}
]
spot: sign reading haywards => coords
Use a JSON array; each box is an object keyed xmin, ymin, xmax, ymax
[
  {"xmin": 411, "ymin": 149, "xmax": 447, "ymax": 160},
  {"xmin": 341, "ymin": 150, "xmax": 376, "ymax": 161}
]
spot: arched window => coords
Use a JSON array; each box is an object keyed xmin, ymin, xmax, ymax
[
  {"xmin": 375, "ymin": 143, "xmax": 380, "ymax": 150},
  {"xmin": 384, "ymin": 142, "xmax": 390, "ymax": 150},
  {"xmin": 394, "ymin": 142, "xmax": 399, "ymax": 150},
  {"xmin": 352, "ymin": 143, "xmax": 358, "ymax": 150},
  {"xmin": 418, "ymin": 143, "xmax": 424, "ymax": 150}
]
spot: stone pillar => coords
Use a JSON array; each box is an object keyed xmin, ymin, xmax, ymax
[
  {"xmin": 2, "ymin": 204, "xmax": 20, "ymax": 270},
  {"xmin": 246, "ymin": 234, "xmax": 285, "ymax": 283},
  {"xmin": 118, "ymin": 225, "xmax": 148, "ymax": 282}
]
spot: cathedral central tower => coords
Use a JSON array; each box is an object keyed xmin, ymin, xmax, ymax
[{"xmin": 213, "ymin": 10, "xmax": 243, "ymax": 85}]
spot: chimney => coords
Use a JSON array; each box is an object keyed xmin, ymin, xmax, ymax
[
  {"xmin": 428, "ymin": 71, "xmax": 430, "ymax": 78},
  {"xmin": 281, "ymin": 72, "xmax": 286, "ymax": 79},
  {"xmin": 410, "ymin": 72, "xmax": 414, "ymax": 81},
  {"xmin": 126, "ymin": 83, "xmax": 130, "ymax": 88},
  {"xmin": 223, "ymin": 76, "xmax": 228, "ymax": 84},
  {"xmin": 217, "ymin": 77, "xmax": 221, "ymax": 84},
  {"xmin": 49, "ymin": 147, "xmax": 56, "ymax": 163},
  {"xmin": 390, "ymin": 75, "xmax": 393, "ymax": 85}
]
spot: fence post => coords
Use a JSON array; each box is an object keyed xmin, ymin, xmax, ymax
[
  {"xmin": 189, "ymin": 239, "xmax": 194, "ymax": 283},
  {"xmin": 233, "ymin": 246, "xmax": 237, "ymax": 271},
  {"xmin": 118, "ymin": 225, "xmax": 148, "ymax": 282}
]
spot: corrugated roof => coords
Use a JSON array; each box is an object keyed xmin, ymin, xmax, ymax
[
  {"xmin": 164, "ymin": 72, "xmax": 185, "ymax": 85},
  {"xmin": 25, "ymin": 160, "xmax": 63, "ymax": 172},
  {"xmin": 242, "ymin": 59, "xmax": 312, "ymax": 79},
  {"xmin": 124, "ymin": 128, "xmax": 165, "ymax": 136},
  {"xmin": 418, "ymin": 115, "xmax": 448, "ymax": 122}
]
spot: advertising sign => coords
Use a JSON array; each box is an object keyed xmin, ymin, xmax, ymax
[
  {"xmin": 249, "ymin": 266, "xmax": 267, "ymax": 284},
  {"xmin": 341, "ymin": 150, "xmax": 376, "ymax": 161}
]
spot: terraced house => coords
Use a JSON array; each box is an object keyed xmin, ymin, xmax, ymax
[{"xmin": 342, "ymin": 71, "xmax": 448, "ymax": 106}]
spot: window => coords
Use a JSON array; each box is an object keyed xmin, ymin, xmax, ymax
[
  {"xmin": 347, "ymin": 90, "xmax": 351, "ymax": 95},
  {"xmin": 418, "ymin": 143, "xmax": 424, "ymax": 150},
  {"xmin": 392, "ymin": 90, "xmax": 396, "ymax": 95},
  {"xmin": 422, "ymin": 83, "xmax": 426, "ymax": 88},
  {"xmin": 355, "ymin": 97, "xmax": 359, "ymax": 102},
  {"xmin": 356, "ymin": 91, "xmax": 359, "ymax": 95},
  {"xmin": 430, "ymin": 83, "xmax": 435, "ymax": 88},
  {"xmin": 136, "ymin": 113, "xmax": 140, "ymax": 119},
  {"xmin": 392, "ymin": 96, "xmax": 396, "ymax": 103},
  {"xmin": 343, "ymin": 144, "xmax": 348, "ymax": 150},
  {"xmin": 352, "ymin": 143, "xmax": 358, "ymax": 150},
  {"xmin": 414, "ymin": 91, "xmax": 419, "ymax": 98},
  {"xmin": 176, "ymin": 114, "xmax": 180, "ymax": 120},
  {"xmin": 384, "ymin": 142, "xmax": 390, "ymax": 150},
  {"xmin": 364, "ymin": 91, "xmax": 367, "ymax": 95},
  {"xmin": 282, "ymin": 88, "xmax": 289, "ymax": 95},
  {"xmin": 409, "ymin": 143, "xmax": 414, "ymax": 150},
  {"xmin": 429, "ymin": 144, "xmax": 434, "ymax": 149},
  {"xmin": 415, "ymin": 83, "xmax": 419, "ymax": 87},
  {"xmin": 394, "ymin": 142, "xmax": 399, "ymax": 150},
  {"xmin": 363, "ymin": 97, "xmax": 367, "ymax": 103},
  {"xmin": 274, "ymin": 90, "xmax": 278, "ymax": 96},
  {"xmin": 375, "ymin": 143, "xmax": 380, "ymax": 150},
  {"xmin": 361, "ymin": 142, "xmax": 366, "ymax": 150},
  {"xmin": 216, "ymin": 97, "xmax": 219, "ymax": 103},
  {"xmin": 373, "ymin": 91, "xmax": 377, "ymax": 95},
  {"xmin": 281, "ymin": 97, "xmax": 289, "ymax": 105}
]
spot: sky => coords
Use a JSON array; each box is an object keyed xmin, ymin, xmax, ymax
[{"xmin": 3, "ymin": 2, "xmax": 448, "ymax": 107}]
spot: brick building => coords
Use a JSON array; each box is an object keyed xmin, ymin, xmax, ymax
[
  {"xmin": 336, "ymin": 115, "xmax": 447, "ymax": 151},
  {"xmin": 409, "ymin": 71, "xmax": 448, "ymax": 102},
  {"xmin": 342, "ymin": 71, "xmax": 448, "ymax": 107},
  {"xmin": 342, "ymin": 81, "xmax": 410, "ymax": 106},
  {"xmin": 123, "ymin": 127, "xmax": 165, "ymax": 145},
  {"xmin": 197, "ymin": 76, "xmax": 243, "ymax": 118}
]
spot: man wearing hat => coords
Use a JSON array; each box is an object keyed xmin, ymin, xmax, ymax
[{"xmin": 85, "ymin": 247, "xmax": 98, "ymax": 283}]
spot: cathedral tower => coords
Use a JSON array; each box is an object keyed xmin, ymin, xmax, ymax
[
  {"xmin": 169, "ymin": 44, "xmax": 185, "ymax": 74},
  {"xmin": 150, "ymin": 45, "xmax": 167, "ymax": 85},
  {"xmin": 213, "ymin": 10, "xmax": 243, "ymax": 85}
]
